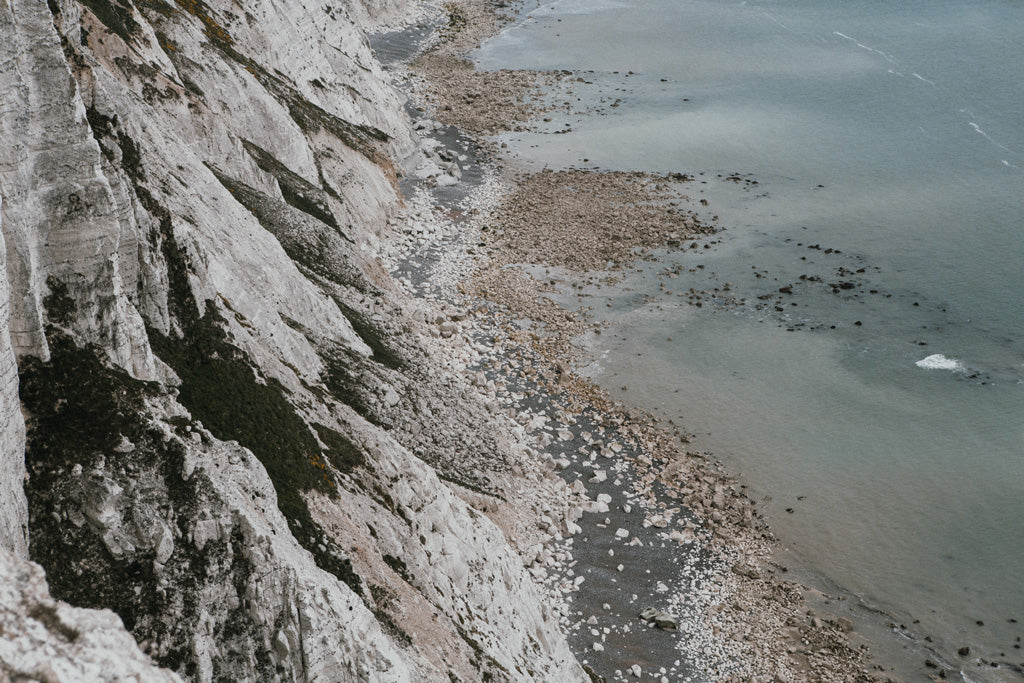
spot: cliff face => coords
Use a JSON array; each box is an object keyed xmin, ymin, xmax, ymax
[{"xmin": 0, "ymin": 0, "xmax": 586, "ymax": 680}]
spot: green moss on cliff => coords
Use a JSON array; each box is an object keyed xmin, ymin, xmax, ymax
[
  {"xmin": 148, "ymin": 289, "xmax": 362, "ymax": 594},
  {"xmin": 79, "ymin": 0, "xmax": 144, "ymax": 45},
  {"xmin": 240, "ymin": 140, "xmax": 341, "ymax": 231},
  {"xmin": 314, "ymin": 423, "xmax": 365, "ymax": 473}
]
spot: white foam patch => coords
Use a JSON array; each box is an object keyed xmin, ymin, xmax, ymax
[{"xmin": 915, "ymin": 354, "xmax": 966, "ymax": 372}]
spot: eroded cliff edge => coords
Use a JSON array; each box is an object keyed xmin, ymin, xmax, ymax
[{"xmin": 0, "ymin": 0, "xmax": 587, "ymax": 680}]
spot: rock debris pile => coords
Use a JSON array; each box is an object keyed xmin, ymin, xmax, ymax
[
  {"xmin": 485, "ymin": 169, "xmax": 714, "ymax": 272},
  {"xmin": 408, "ymin": 0, "xmax": 562, "ymax": 135}
]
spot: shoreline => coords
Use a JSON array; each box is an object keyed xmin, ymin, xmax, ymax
[{"xmin": 374, "ymin": 1, "xmax": 905, "ymax": 680}]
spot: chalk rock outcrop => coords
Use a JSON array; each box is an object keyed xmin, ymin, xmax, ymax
[
  {"xmin": 0, "ymin": 213, "xmax": 27, "ymax": 555},
  {"xmin": 0, "ymin": 0, "xmax": 587, "ymax": 680},
  {"xmin": 0, "ymin": 545, "xmax": 182, "ymax": 682}
]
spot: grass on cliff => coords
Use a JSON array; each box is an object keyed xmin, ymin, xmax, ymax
[
  {"xmin": 207, "ymin": 164, "xmax": 406, "ymax": 374},
  {"xmin": 148, "ymin": 301, "xmax": 365, "ymax": 593},
  {"xmin": 20, "ymin": 331, "xmax": 200, "ymax": 674},
  {"xmin": 74, "ymin": 0, "xmax": 144, "ymax": 45}
]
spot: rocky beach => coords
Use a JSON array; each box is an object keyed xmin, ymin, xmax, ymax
[{"xmin": 373, "ymin": 1, "xmax": 904, "ymax": 680}]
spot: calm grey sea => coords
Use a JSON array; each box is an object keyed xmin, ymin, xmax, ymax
[{"xmin": 477, "ymin": 0, "xmax": 1024, "ymax": 678}]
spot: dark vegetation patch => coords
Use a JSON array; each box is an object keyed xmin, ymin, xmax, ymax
[
  {"xmin": 85, "ymin": 107, "xmax": 120, "ymax": 162},
  {"xmin": 361, "ymin": 481, "xmax": 405, "ymax": 525},
  {"xmin": 79, "ymin": 0, "xmax": 145, "ymax": 45},
  {"xmin": 18, "ymin": 333, "xmax": 159, "ymax": 467},
  {"xmin": 241, "ymin": 139, "xmax": 341, "ymax": 231},
  {"xmin": 43, "ymin": 276, "xmax": 76, "ymax": 327},
  {"xmin": 373, "ymin": 607, "xmax": 414, "ymax": 648},
  {"xmin": 153, "ymin": 29, "xmax": 179, "ymax": 54},
  {"xmin": 19, "ymin": 332, "xmax": 196, "ymax": 675},
  {"xmin": 437, "ymin": 471, "xmax": 497, "ymax": 499},
  {"xmin": 138, "ymin": 0, "xmax": 176, "ymax": 18},
  {"xmin": 19, "ymin": 328, "xmax": 276, "ymax": 678},
  {"xmin": 382, "ymin": 553, "xmax": 413, "ymax": 585},
  {"xmin": 367, "ymin": 585, "xmax": 413, "ymax": 648},
  {"xmin": 147, "ymin": 285, "xmax": 362, "ymax": 594},
  {"xmin": 182, "ymin": 168, "xmax": 408, "ymax": 399},
  {"xmin": 319, "ymin": 347, "xmax": 382, "ymax": 424},
  {"xmin": 210, "ymin": 528, "xmax": 274, "ymax": 679},
  {"xmin": 316, "ymin": 163, "xmax": 342, "ymax": 200},
  {"xmin": 147, "ymin": 306, "xmax": 338, "ymax": 497},
  {"xmin": 455, "ymin": 623, "xmax": 511, "ymax": 682},
  {"xmin": 205, "ymin": 167, "xmax": 369, "ymax": 294},
  {"xmin": 313, "ymin": 423, "xmax": 365, "ymax": 473},
  {"xmin": 83, "ymin": 119, "xmax": 365, "ymax": 595},
  {"xmin": 331, "ymin": 300, "xmax": 405, "ymax": 371},
  {"xmin": 178, "ymin": 71, "xmax": 206, "ymax": 99}
]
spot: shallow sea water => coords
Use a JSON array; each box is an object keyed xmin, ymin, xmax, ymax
[{"xmin": 476, "ymin": 0, "xmax": 1024, "ymax": 679}]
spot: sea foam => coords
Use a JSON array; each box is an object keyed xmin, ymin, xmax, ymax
[{"xmin": 915, "ymin": 354, "xmax": 966, "ymax": 372}]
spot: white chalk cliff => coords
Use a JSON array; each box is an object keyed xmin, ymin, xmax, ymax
[{"xmin": 0, "ymin": 0, "xmax": 587, "ymax": 680}]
